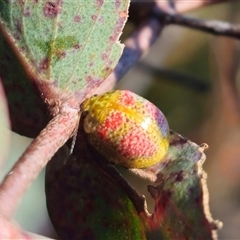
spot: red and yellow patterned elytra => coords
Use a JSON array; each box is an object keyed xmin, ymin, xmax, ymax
[{"xmin": 80, "ymin": 90, "xmax": 169, "ymax": 168}]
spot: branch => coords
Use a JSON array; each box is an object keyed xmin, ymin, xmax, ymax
[
  {"xmin": 159, "ymin": 12, "xmax": 240, "ymax": 39},
  {"xmin": 0, "ymin": 106, "xmax": 79, "ymax": 218},
  {"xmin": 95, "ymin": 0, "xmax": 230, "ymax": 94}
]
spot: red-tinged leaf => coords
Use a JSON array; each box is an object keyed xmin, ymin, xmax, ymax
[{"xmin": 133, "ymin": 132, "xmax": 222, "ymax": 239}]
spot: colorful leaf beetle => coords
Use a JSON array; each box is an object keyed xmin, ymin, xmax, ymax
[{"xmin": 80, "ymin": 90, "xmax": 169, "ymax": 169}]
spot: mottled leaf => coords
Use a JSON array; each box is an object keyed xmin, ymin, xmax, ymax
[
  {"xmin": 135, "ymin": 132, "xmax": 222, "ymax": 239},
  {"xmin": 0, "ymin": 0, "xmax": 129, "ymax": 136},
  {"xmin": 0, "ymin": 0, "xmax": 128, "ymax": 96}
]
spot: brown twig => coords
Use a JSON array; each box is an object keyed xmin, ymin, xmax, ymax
[
  {"xmin": 158, "ymin": 11, "xmax": 240, "ymax": 39},
  {"xmin": 0, "ymin": 107, "xmax": 79, "ymax": 218}
]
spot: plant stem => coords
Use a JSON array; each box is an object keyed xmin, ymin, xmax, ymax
[{"xmin": 0, "ymin": 107, "xmax": 79, "ymax": 218}]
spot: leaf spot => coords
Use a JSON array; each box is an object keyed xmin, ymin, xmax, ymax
[
  {"xmin": 74, "ymin": 15, "xmax": 82, "ymax": 23},
  {"xmin": 91, "ymin": 15, "xmax": 97, "ymax": 21},
  {"xmin": 73, "ymin": 44, "xmax": 81, "ymax": 50},
  {"xmin": 43, "ymin": 1, "xmax": 61, "ymax": 18},
  {"xmin": 96, "ymin": 0, "xmax": 103, "ymax": 7},
  {"xmin": 120, "ymin": 11, "xmax": 127, "ymax": 18},
  {"xmin": 174, "ymin": 171, "xmax": 184, "ymax": 182},
  {"xmin": 101, "ymin": 53, "xmax": 108, "ymax": 60},
  {"xmin": 39, "ymin": 58, "xmax": 50, "ymax": 70},
  {"xmin": 24, "ymin": 7, "xmax": 31, "ymax": 17},
  {"xmin": 16, "ymin": 20, "xmax": 23, "ymax": 34},
  {"xmin": 115, "ymin": 0, "xmax": 121, "ymax": 9}
]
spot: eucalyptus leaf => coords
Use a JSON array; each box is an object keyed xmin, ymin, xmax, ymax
[{"xmin": 0, "ymin": 0, "xmax": 129, "ymax": 136}]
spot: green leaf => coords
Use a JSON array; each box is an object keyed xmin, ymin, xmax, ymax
[
  {"xmin": 0, "ymin": 1, "xmax": 129, "ymax": 96},
  {"xmin": 0, "ymin": 0, "xmax": 129, "ymax": 136}
]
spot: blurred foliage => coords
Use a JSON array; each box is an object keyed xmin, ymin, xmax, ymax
[{"xmin": 118, "ymin": 1, "xmax": 240, "ymax": 239}]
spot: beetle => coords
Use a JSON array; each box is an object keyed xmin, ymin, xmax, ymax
[{"xmin": 80, "ymin": 90, "xmax": 169, "ymax": 168}]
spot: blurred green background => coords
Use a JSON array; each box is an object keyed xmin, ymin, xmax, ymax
[{"xmin": 2, "ymin": 1, "xmax": 240, "ymax": 238}]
